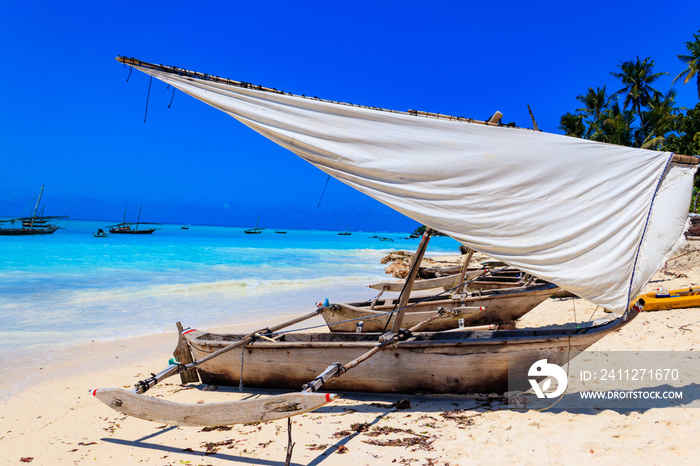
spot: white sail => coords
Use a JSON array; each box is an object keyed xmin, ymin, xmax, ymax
[{"xmin": 126, "ymin": 60, "xmax": 696, "ymax": 312}]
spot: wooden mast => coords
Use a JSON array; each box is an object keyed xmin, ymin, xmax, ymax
[
  {"xmin": 527, "ymin": 105, "xmax": 539, "ymax": 131},
  {"xmin": 390, "ymin": 227, "xmax": 433, "ymax": 333},
  {"xmin": 455, "ymin": 247, "xmax": 475, "ymax": 294},
  {"xmin": 29, "ymin": 185, "xmax": 44, "ymax": 228}
]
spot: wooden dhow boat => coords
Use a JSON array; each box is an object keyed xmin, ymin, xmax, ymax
[
  {"xmin": 319, "ymin": 283, "xmax": 558, "ymax": 332},
  {"xmin": 334, "ymin": 241, "xmax": 557, "ymax": 332},
  {"xmin": 244, "ymin": 216, "xmax": 264, "ymax": 234},
  {"xmin": 108, "ymin": 206, "xmax": 157, "ymax": 234},
  {"xmin": 0, "ymin": 186, "xmax": 68, "ymax": 236},
  {"xmin": 93, "ymin": 57, "xmax": 698, "ymax": 434},
  {"xmin": 183, "ymin": 304, "xmax": 641, "ymax": 395}
]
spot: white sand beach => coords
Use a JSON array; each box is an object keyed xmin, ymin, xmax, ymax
[{"xmin": 2, "ymin": 245, "xmax": 700, "ymax": 465}]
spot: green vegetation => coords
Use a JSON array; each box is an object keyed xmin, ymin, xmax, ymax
[{"xmin": 559, "ymin": 30, "xmax": 700, "ymax": 209}]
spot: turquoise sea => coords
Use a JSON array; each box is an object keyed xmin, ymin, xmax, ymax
[{"xmin": 0, "ymin": 220, "xmax": 461, "ymax": 358}]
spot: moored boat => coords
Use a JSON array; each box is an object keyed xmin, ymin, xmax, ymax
[
  {"xmin": 0, "ymin": 186, "xmax": 68, "ymax": 235},
  {"xmin": 108, "ymin": 206, "xmax": 157, "ymax": 234},
  {"xmin": 184, "ymin": 304, "xmax": 641, "ymax": 394},
  {"xmin": 244, "ymin": 216, "xmax": 264, "ymax": 234},
  {"xmin": 92, "ymin": 57, "xmax": 698, "ymax": 437},
  {"xmin": 321, "ymin": 282, "xmax": 559, "ymax": 332}
]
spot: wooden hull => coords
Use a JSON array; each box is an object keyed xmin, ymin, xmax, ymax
[
  {"xmin": 184, "ymin": 306, "xmax": 639, "ymax": 394},
  {"xmin": 373, "ymin": 269, "xmax": 541, "ymax": 293},
  {"xmin": 109, "ymin": 228, "xmax": 156, "ymax": 234},
  {"xmin": 637, "ymin": 288, "xmax": 700, "ymax": 311},
  {"xmin": 0, "ymin": 226, "xmax": 58, "ymax": 235},
  {"xmin": 321, "ymin": 283, "xmax": 558, "ymax": 332}
]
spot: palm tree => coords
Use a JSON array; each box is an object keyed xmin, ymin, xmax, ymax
[
  {"xmin": 611, "ymin": 57, "xmax": 667, "ymax": 124},
  {"xmin": 673, "ymin": 30, "xmax": 700, "ymax": 100},
  {"xmin": 637, "ymin": 89, "xmax": 679, "ymax": 149},
  {"xmin": 588, "ymin": 102, "xmax": 635, "ymax": 147},
  {"xmin": 559, "ymin": 112, "xmax": 586, "ymax": 138},
  {"xmin": 575, "ymin": 86, "xmax": 611, "ymax": 121}
]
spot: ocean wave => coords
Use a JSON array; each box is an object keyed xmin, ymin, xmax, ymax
[{"xmin": 62, "ymin": 274, "xmax": 385, "ymax": 304}]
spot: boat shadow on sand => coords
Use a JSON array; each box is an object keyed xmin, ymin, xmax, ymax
[
  {"xmin": 99, "ymin": 383, "xmax": 699, "ymax": 464},
  {"xmin": 506, "ymin": 381, "xmax": 700, "ymax": 414}
]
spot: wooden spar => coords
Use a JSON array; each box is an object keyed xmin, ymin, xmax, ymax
[
  {"xmin": 32, "ymin": 186, "xmax": 44, "ymax": 221},
  {"xmin": 92, "ymin": 308, "xmax": 338, "ymax": 427},
  {"xmin": 132, "ymin": 309, "xmax": 322, "ymax": 394},
  {"xmin": 115, "ymin": 56, "xmax": 529, "ymax": 130},
  {"xmin": 391, "ymin": 228, "xmax": 433, "ymax": 333},
  {"xmin": 671, "ymin": 154, "xmax": 700, "ymax": 165},
  {"xmin": 302, "ymin": 309, "xmax": 448, "ymax": 393},
  {"xmin": 92, "ymin": 388, "xmax": 338, "ymax": 427},
  {"xmin": 487, "ymin": 111, "xmax": 503, "ymax": 125},
  {"xmin": 527, "ymin": 105, "xmax": 539, "ymax": 131},
  {"xmin": 454, "ymin": 248, "xmax": 475, "ymax": 294}
]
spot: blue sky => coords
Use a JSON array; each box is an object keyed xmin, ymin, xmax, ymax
[{"xmin": 1, "ymin": 1, "xmax": 699, "ymax": 231}]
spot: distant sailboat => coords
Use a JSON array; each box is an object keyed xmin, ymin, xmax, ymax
[
  {"xmin": 0, "ymin": 186, "xmax": 68, "ymax": 235},
  {"xmin": 244, "ymin": 216, "xmax": 264, "ymax": 234},
  {"xmin": 338, "ymin": 226, "xmax": 351, "ymax": 236},
  {"xmin": 108, "ymin": 206, "xmax": 157, "ymax": 234}
]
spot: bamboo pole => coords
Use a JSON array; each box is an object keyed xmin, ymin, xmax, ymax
[
  {"xmin": 671, "ymin": 154, "xmax": 700, "ymax": 165},
  {"xmin": 454, "ymin": 248, "xmax": 475, "ymax": 295},
  {"xmin": 134, "ymin": 309, "xmax": 322, "ymax": 394},
  {"xmin": 302, "ymin": 309, "xmax": 447, "ymax": 393},
  {"xmin": 391, "ymin": 228, "xmax": 433, "ymax": 333}
]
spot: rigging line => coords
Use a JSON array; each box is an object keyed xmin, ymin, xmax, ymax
[
  {"xmin": 126, "ymin": 65, "xmax": 133, "ymax": 82},
  {"xmin": 316, "ymin": 175, "xmax": 331, "ymax": 207},
  {"xmin": 168, "ymin": 87, "xmax": 175, "ymax": 108},
  {"xmin": 585, "ymin": 306, "xmax": 602, "ymax": 325},
  {"xmin": 625, "ymin": 154, "xmax": 673, "ymax": 309},
  {"xmin": 144, "ymin": 76, "xmax": 153, "ymax": 124}
]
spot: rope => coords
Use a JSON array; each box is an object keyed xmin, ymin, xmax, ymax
[
  {"xmin": 239, "ymin": 346, "xmax": 245, "ymax": 391},
  {"xmin": 626, "ymin": 154, "xmax": 673, "ymax": 309},
  {"xmin": 144, "ymin": 76, "xmax": 152, "ymax": 123},
  {"xmin": 316, "ymin": 175, "xmax": 331, "ymax": 207},
  {"xmin": 168, "ymin": 87, "xmax": 175, "ymax": 108}
]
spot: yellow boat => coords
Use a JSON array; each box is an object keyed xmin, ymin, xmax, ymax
[{"xmin": 636, "ymin": 288, "xmax": 700, "ymax": 311}]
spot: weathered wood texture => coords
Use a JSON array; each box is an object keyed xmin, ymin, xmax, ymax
[
  {"xmin": 321, "ymin": 283, "xmax": 558, "ymax": 332},
  {"xmin": 368, "ymin": 270, "xmax": 485, "ymax": 292},
  {"xmin": 392, "ymin": 229, "xmax": 433, "ymax": 333},
  {"xmin": 93, "ymin": 388, "xmax": 338, "ymax": 426},
  {"xmin": 185, "ymin": 305, "xmax": 640, "ymax": 395},
  {"xmin": 173, "ymin": 322, "xmax": 199, "ymax": 383}
]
